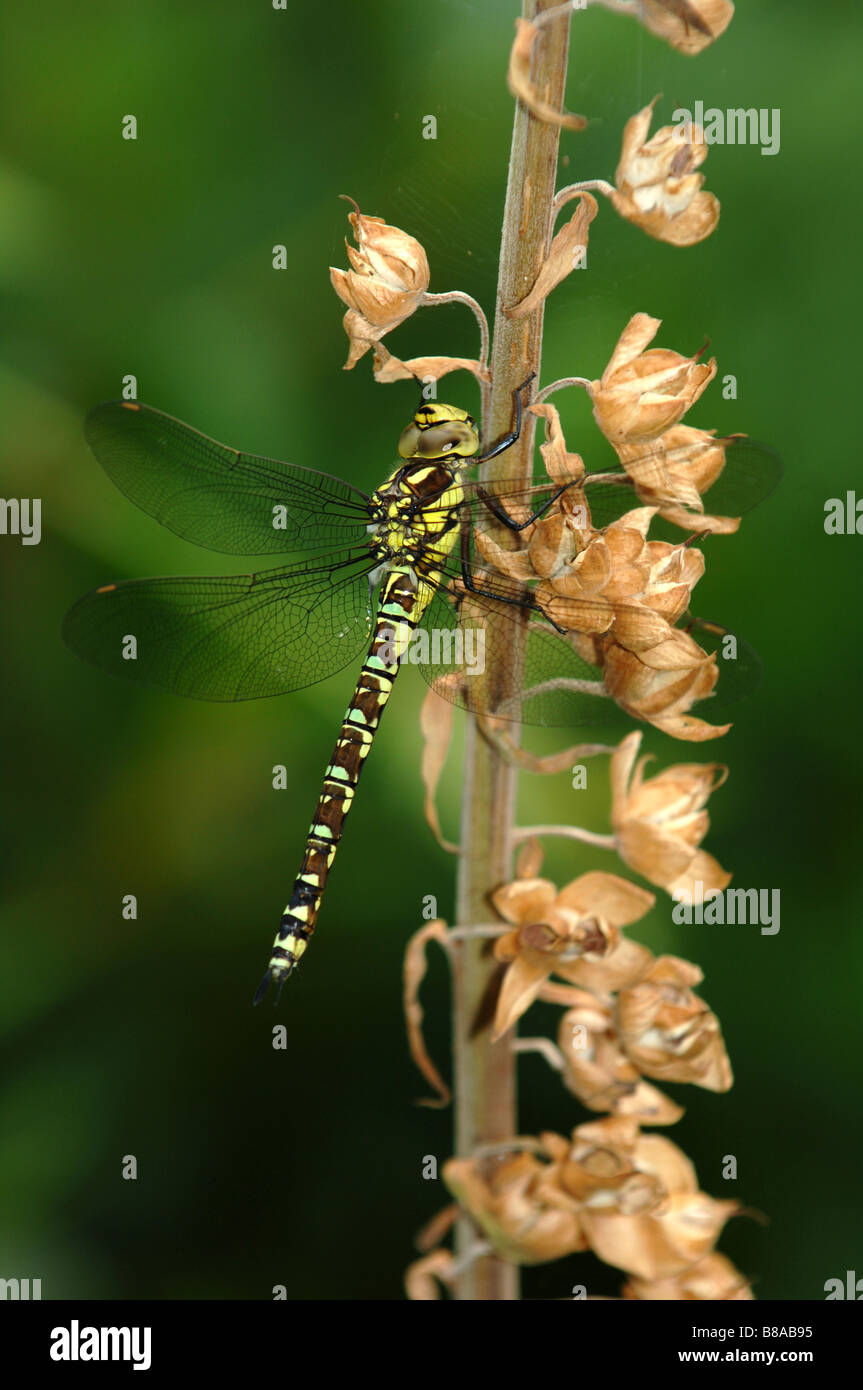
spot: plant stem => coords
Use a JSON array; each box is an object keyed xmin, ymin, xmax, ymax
[
  {"xmin": 450, "ymin": 0, "xmax": 572, "ymax": 1302},
  {"xmin": 537, "ymin": 375, "xmax": 592, "ymax": 401},
  {"xmin": 513, "ymin": 825, "xmax": 617, "ymax": 849},
  {"xmin": 552, "ymin": 178, "xmax": 616, "ymax": 214}
]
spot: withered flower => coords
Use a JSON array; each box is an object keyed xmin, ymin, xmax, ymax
[
  {"xmin": 476, "ymin": 483, "xmax": 725, "ymax": 741},
  {"xmin": 636, "ymin": 0, "xmax": 734, "ymax": 56},
  {"xmin": 442, "ymin": 1150, "xmax": 586, "ymax": 1266},
  {"xmin": 589, "ymin": 1186, "xmax": 739, "ymax": 1280},
  {"xmin": 491, "ymin": 871, "xmax": 655, "ymax": 1037},
  {"xmin": 615, "ymin": 425, "xmax": 742, "ymax": 534},
  {"xmin": 601, "ymin": 627, "xmax": 730, "ymax": 742},
  {"xmin": 329, "ymin": 201, "xmax": 429, "ymax": 368},
  {"xmin": 591, "ymin": 313, "xmax": 716, "ymax": 446},
  {"xmin": 615, "ymin": 954, "xmax": 733, "ymax": 1092},
  {"xmin": 538, "ymin": 1117, "xmax": 668, "ymax": 1219},
  {"xmin": 475, "ymin": 489, "xmax": 608, "ymax": 634},
  {"xmin": 558, "ymin": 992, "xmax": 684, "ymax": 1126},
  {"xmin": 531, "ymin": 402, "xmax": 588, "ymax": 489},
  {"xmin": 476, "ymin": 407, "xmax": 709, "ymax": 647},
  {"xmin": 538, "ymin": 1118, "xmax": 738, "ymax": 1281},
  {"xmin": 611, "ymin": 97, "xmax": 719, "ymax": 246},
  {"xmin": 610, "ymin": 729, "xmax": 731, "ymax": 900},
  {"xmin": 474, "ymin": 422, "xmax": 725, "ymax": 740},
  {"xmin": 623, "ymin": 1250, "xmax": 754, "ymax": 1300},
  {"xmin": 534, "ymin": 504, "xmax": 705, "ymax": 644}
]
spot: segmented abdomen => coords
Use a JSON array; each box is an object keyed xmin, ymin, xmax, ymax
[{"xmin": 254, "ymin": 568, "xmax": 424, "ymax": 1002}]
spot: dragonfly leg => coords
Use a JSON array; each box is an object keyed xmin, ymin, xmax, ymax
[
  {"xmin": 472, "ymin": 373, "xmax": 536, "ymax": 466},
  {"xmin": 477, "ymin": 479, "xmax": 582, "ymax": 532},
  {"xmin": 458, "ymin": 519, "xmax": 568, "ymax": 635}
]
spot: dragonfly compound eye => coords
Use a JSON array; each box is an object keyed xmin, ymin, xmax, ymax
[{"xmin": 397, "ymin": 419, "xmax": 479, "ymax": 460}]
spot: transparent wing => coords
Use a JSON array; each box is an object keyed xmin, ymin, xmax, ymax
[
  {"xmin": 414, "ymin": 545, "xmax": 761, "ymax": 728},
  {"xmin": 681, "ymin": 616, "xmax": 763, "ymax": 716},
  {"xmin": 582, "ymin": 439, "xmax": 782, "ymax": 529},
  {"xmin": 416, "ymin": 586, "xmax": 614, "ymax": 727},
  {"xmin": 403, "ymin": 437, "xmax": 775, "ymax": 725},
  {"xmin": 84, "ymin": 401, "xmax": 372, "ymax": 556},
  {"xmin": 62, "ymin": 549, "xmax": 376, "ymax": 701},
  {"xmin": 680, "ymin": 438, "xmax": 782, "ymax": 518},
  {"xmin": 452, "ymin": 438, "xmax": 782, "ymax": 533}
]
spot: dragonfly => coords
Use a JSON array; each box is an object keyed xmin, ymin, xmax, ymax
[{"xmin": 62, "ymin": 385, "xmax": 781, "ymax": 1002}]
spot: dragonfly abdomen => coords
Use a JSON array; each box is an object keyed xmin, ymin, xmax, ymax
[{"xmin": 254, "ymin": 567, "xmax": 424, "ymax": 1002}]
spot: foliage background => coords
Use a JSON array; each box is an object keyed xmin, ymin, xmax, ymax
[{"xmin": 0, "ymin": 0, "xmax": 859, "ymax": 1300}]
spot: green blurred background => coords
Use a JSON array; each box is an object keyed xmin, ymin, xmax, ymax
[{"xmin": 1, "ymin": 0, "xmax": 859, "ymax": 1300}]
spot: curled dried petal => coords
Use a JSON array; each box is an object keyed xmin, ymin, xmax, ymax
[
  {"xmin": 404, "ymin": 1249, "xmax": 456, "ymax": 1300},
  {"xmin": 403, "ymin": 918, "xmax": 453, "ymax": 1107},
  {"xmin": 506, "ymin": 194, "xmax": 598, "ymax": 319},
  {"xmin": 419, "ymin": 688, "xmax": 460, "ymax": 854},
  {"xmin": 507, "ymin": 19, "xmax": 587, "ymax": 132},
  {"xmin": 373, "ymin": 348, "xmax": 491, "ymax": 385}
]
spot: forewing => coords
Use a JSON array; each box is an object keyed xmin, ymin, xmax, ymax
[
  {"xmin": 84, "ymin": 401, "xmax": 371, "ymax": 555},
  {"xmin": 62, "ymin": 550, "xmax": 375, "ymax": 701}
]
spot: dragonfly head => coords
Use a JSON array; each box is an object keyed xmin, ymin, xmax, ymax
[{"xmin": 397, "ymin": 402, "xmax": 479, "ymax": 462}]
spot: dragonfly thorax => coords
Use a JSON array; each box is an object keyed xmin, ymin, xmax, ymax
[{"xmin": 367, "ymin": 458, "xmax": 465, "ymax": 570}]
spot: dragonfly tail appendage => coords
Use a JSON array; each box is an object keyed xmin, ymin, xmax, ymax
[{"xmin": 253, "ymin": 570, "xmax": 421, "ymax": 1004}]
